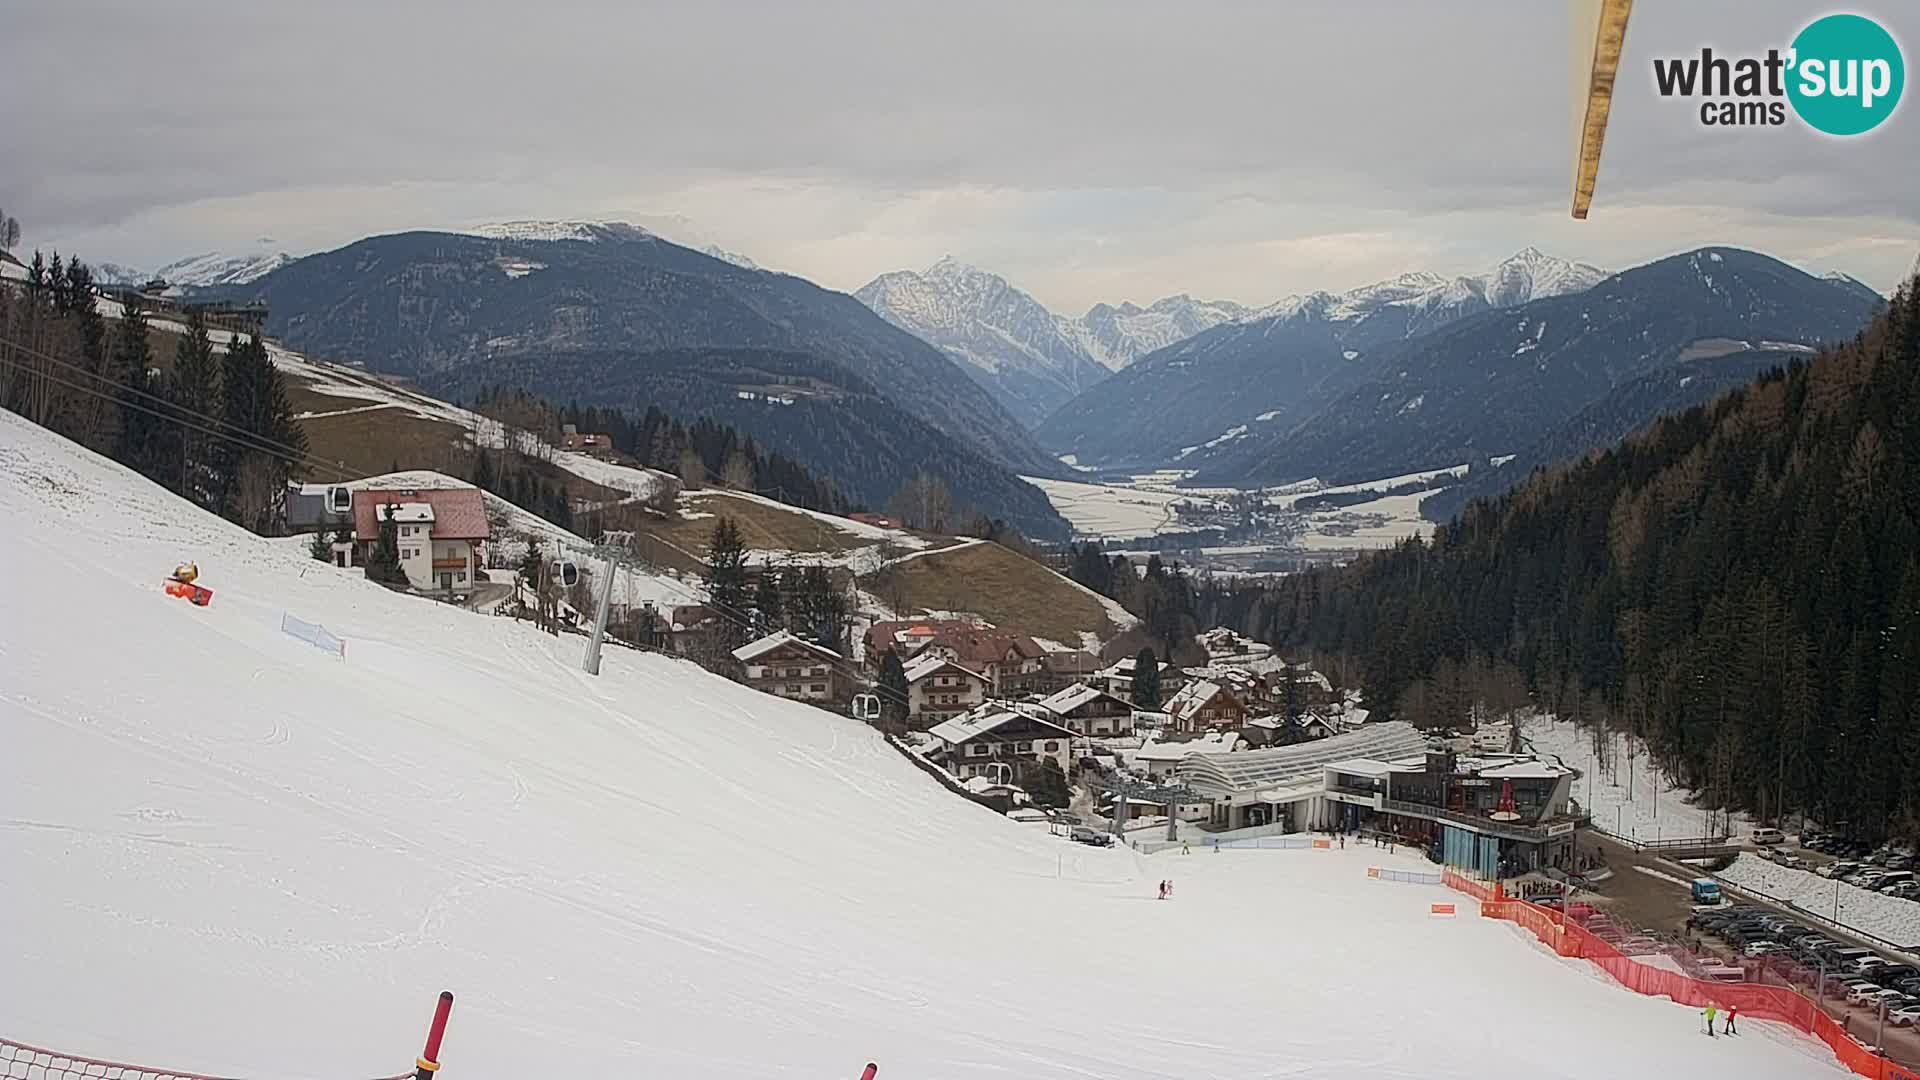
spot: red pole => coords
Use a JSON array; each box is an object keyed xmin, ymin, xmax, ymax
[
  {"xmin": 860, "ymin": 1065, "xmax": 877, "ymax": 1080},
  {"xmin": 416, "ymin": 991, "xmax": 454, "ymax": 1080}
]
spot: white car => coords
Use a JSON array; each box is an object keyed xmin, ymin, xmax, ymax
[
  {"xmin": 1744, "ymin": 941, "xmax": 1785, "ymax": 957},
  {"xmin": 1845, "ymin": 981, "xmax": 1883, "ymax": 1004},
  {"xmin": 1890, "ymin": 1005, "xmax": 1920, "ymax": 1028}
]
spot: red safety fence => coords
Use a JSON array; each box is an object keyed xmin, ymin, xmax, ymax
[{"xmin": 1445, "ymin": 875, "xmax": 1920, "ymax": 1080}]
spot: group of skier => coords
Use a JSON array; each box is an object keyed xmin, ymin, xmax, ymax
[
  {"xmin": 1156, "ymin": 880, "xmax": 1176, "ymax": 901},
  {"xmin": 1702, "ymin": 1003, "xmax": 1739, "ymax": 1036}
]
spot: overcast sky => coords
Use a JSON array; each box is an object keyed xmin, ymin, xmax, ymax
[{"xmin": 7, "ymin": 1, "xmax": 1915, "ymax": 312}]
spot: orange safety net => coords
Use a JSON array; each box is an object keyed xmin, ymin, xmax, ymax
[{"xmin": 1452, "ymin": 880, "xmax": 1920, "ymax": 1080}]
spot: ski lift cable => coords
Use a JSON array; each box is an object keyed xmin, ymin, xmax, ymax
[
  {"xmin": 10, "ymin": 336, "xmax": 356, "ymax": 473},
  {"xmin": 20, "ymin": 366, "xmax": 365, "ymax": 482}
]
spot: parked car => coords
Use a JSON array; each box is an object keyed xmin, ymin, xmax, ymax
[
  {"xmin": 1864, "ymin": 987, "xmax": 1910, "ymax": 1009},
  {"xmin": 1845, "ymin": 980, "xmax": 1884, "ymax": 1004},
  {"xmin": 1820, "ymin": 861, "xmax": 1859, "ymax": 879},
  {"xmin": 1780, "ymin": 855, "xmax": 1811, "ymax": 870},
  {"xmin": 1068, "ymin": 826, "xmax": 1114, "ymax": 847},
  {"xmin": 1887, "ymin": 882, "xmax": 1920, "ymax": 900},
  {"xmin": 1890, "ymin": 1004, "xmax": 1920, "ymax": 1028},
  {"xmin": 1870, "ymin": 965, "xmax": 1920, "ymax": 987},
  {"xmin": 1752, "ymin": 826, "xmax": 1787, "ymax": 846},
  {"xmin": 1744, "ymin": 941, "xmax": 1787, "ymax": 957}
]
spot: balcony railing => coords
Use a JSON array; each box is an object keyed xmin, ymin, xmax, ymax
[
  {"xmin": 431, "ymin": 557, "xmax": 469, "ymax": 571},
  {"xmin": 1380, "ymin": 798, "xmax": 1590, "ymax": 844}
]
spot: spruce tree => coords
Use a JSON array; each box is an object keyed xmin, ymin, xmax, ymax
[
  {"xmin": 749, "ymin": 562, "xmax": 785, "ymax": 637},
  {"xmin": 364, "ymin": 505, "xmax": 406, "ymax": 585},
  {"xmin": 1130, "ymin": 647, "xmax": 1162, "ymax": 709},
  {"xmin": 170, "ymin": 309, "xmax": 221, "ymax": 507},
  {"xmin": 877, "ymin": 647, "xmax": 911, "ymax": 732},
  {"xmin": 704, "ymin": 516, "xmax": 750, "ymax": 648}
]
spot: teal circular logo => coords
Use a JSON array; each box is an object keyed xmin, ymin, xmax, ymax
[{"xmin": 1787, "ymin": 14, "xmax": 1904, "ymax": 135}]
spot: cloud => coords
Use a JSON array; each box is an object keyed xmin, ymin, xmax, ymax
[{"xmin": 7, "ymin": 0, "xmax": 1915, "ymax": 309}]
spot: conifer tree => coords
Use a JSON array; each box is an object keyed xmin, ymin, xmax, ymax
[{"xmin": 877, "ymin": 647, "xmax": 910, "ymax": 732}]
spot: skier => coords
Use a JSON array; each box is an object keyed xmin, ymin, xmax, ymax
[
  {"xmin": 1703, "ymin": 1004, "xmax": 1717, "ymax": 1036},
  {"xmin": 1724, "ymin": 1005, "xmax": 1738, "ymax": 1036},
  {"xmin": 1157, "ymin": 880, "xmax": 1168, "ymax": 901},
  {"xmin": 1182, "ymin": 840, "xmax": 1191, "ymax": 855},
  {"xmin": 1167, "ymin": 880, "xmax": 1174, "ymax": 898}
]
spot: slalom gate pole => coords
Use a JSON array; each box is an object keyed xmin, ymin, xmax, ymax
[
  {"xmin": 415, "ymin": 991, "xmax": 454, "ymax": 1080},
  {"xmin": 860, "ymin": 1063, "xmax": 878, "ymax": 1080}
]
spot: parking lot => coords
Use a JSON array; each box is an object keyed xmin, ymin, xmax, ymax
[{"xmin": 1579, "ymin": 831, "xmax": 1920, "ymax": 1069}]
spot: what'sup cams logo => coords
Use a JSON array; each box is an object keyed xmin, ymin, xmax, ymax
[{"xmin": 1653, "ymin": 12, "xmax": 1904, "ymax": 134}]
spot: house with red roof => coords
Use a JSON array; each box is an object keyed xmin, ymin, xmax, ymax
[{"xmin": 352, "ymin": 488, "xmax": 490, "ymax": 592}]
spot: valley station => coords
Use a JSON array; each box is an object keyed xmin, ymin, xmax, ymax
[
  {"xmin": 1172, "ymin": 723, "xmax": 1588, "ymax": 878},
  {"xmin": 1321, "ymin": 749, "xmax": 1586, "ymax": 878}
]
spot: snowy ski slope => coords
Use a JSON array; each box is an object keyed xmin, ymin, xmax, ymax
[{"xmin": 0, "ymin": 412, "xmax": 1843, "ymax": 1080}]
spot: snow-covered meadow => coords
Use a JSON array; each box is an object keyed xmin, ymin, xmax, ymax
[{"xmin": 0, "ymin": 413, "xmax": 1843, "ymax": 1079}]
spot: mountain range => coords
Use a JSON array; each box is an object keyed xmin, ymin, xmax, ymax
[
  {"xmin": 93, "ymin": 250, "xmax": 294, "ymax": 288},
  {"xmin": 1192, "ymin": 247, "xmax": 1883, "ymax": 489},
  {"xmin": 1037, "ymin": 248, "xmax": 1608, "ymax": 468},
  {"xmin": 856, "ymin": 257, "xmax": 1247, "ymax": 428},
  {"xmin": 218, "ymin": 225, "xmax": 1071, "ymax": 538}
]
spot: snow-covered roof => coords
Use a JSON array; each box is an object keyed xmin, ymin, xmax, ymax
[
  {"xmin": 903, "ymin": 653, "xmax": 985, "ymax": 685},
  {"xmin": 731, "ymin": 630, "xmax": 840, "ymax": 664},
  {"xmin": 1166, "ymin": 679, "xmax": 1234, "ymax": 721},
  {"xmin": 1326, "ymin": 758, "xmax": 1395, "ymax": 778},
  {"xmin": 1178, "ymin": 722, "xmax": 1428, "ymax": 794},
  {"xmin": 928, "ymin": 708, "xmax": 1073, "ymax": 746},
  {"xmin": 1132, "ymin": 731, "xmax": 1241, "ymax": 762},
  {"xmin": 1039, "ymin": 683, "xmax": 1112, "ymax": 714},
  {"xmin": 1478, "ymin": 761, "xmax": 1570, "ymax": 781},
  {"xmin": 385, "ymin": 502, "xmax": 434, "ymax": 523}
]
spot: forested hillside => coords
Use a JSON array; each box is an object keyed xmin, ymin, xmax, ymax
[
  {"xmin": 439, "ymin": 348, "xmax": 1066, "ymax": 538},
  {"xmin": 1213, "ymin": 278, "xmax": 1920, "ymax": 838}
]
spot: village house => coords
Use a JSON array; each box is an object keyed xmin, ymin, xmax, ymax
[
  {"xmin": 352, "ymin": 488, "xmax": 489, "ymax": 593},
  {"xmin": 1038, "ymin": 683, "xmax": 1135, "ymax": 737},
  {"xmin": 558, "ymin": 423, "xmax": 614, "ymax": 456},
  {"xmin": 1093, "ymin": 655, "xmax": 1185, "ymax": 701},
  {"xmin": 903, "ymin": 654, "xmax": 990, "ymax": 728},
  {"xmin": 731, "ymin": 630, "xmax": 849, "ymax": 706},
  {"xmin": 1126, "ymin": 730, "xmax": 1242, "ymax": 780},
  {"xmin": 1240, "ymin": 712, "xmax": 1338, "ymax": 748},
  {"xmin": 1164, "ymin": 679, "xmax": 1249, "ymax": 734},
  {"xmin": 1183, "ymin": 665, "xmax": 1272, "ymax": 710},
  {"xmin": 864, "ymin": 618, "xmax": 986, "ymax": 668},
  {"xmin": 1197, "ymin": 626, "xmax": 1272, "ymax": 664},
  {"xmin": 863, "ymin": 619, "xmax": 1050, "ymax": 695},
  {"xmin": 1035, "ymin": 649, "xmax": 1100, "ymax": 695},
  {"xmin": 928, "ymin": 705, "xmax": 1076, "ymax": 782}
]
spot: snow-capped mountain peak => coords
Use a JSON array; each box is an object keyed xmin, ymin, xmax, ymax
[
  {"xmin": 92, "ymin": 250, "xmax": 294, "ymax": 289},
  {"xmin": 465, "ymin": 220, "xmax": 655, "ymax": 244}
]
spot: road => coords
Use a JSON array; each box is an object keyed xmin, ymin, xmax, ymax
[{"xmin": 1582, "ymin": 832, "xmax": 1920, "ymax": 1068}]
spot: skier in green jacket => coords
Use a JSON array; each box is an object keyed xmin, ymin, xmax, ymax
[{"xmin": 1704, "ymin": 1004, "xmax": 1717, "ymax": 1036}]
